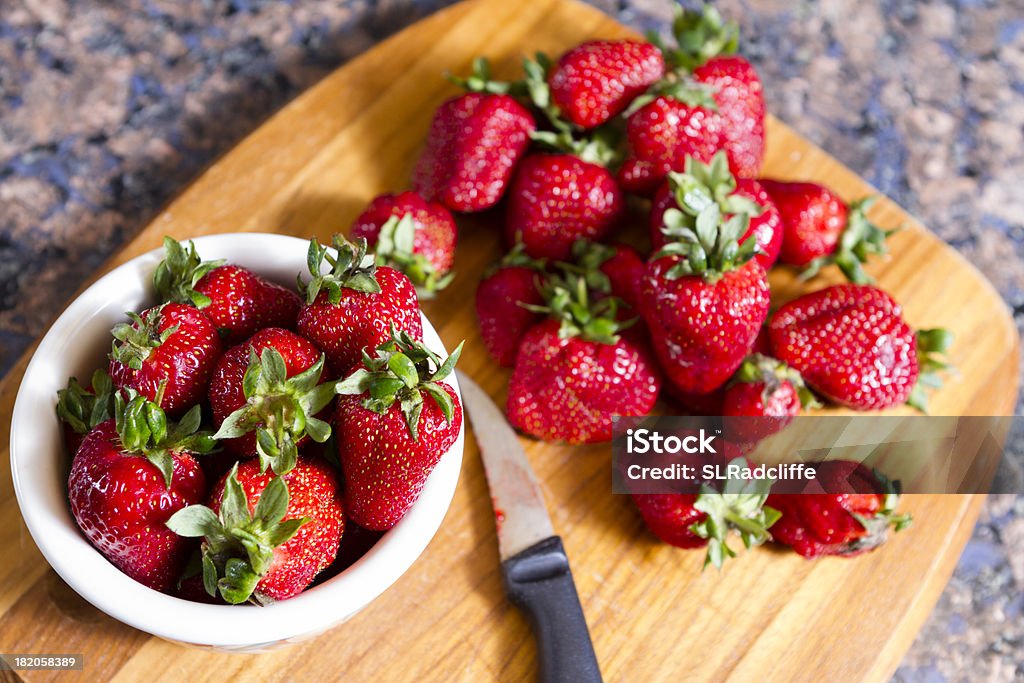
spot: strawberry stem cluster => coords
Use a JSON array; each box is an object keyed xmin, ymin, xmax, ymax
[
  {"xmin": 109, "ymin": 305, "xmax": 179, "ymax": 371},
  {"xmin": 152, "ymin": 236, "xmax": 226, "ymax": 309},
  {"xmin": 373, "ymin": 213, "xmax": 454, "ymax": 296},
  {"xmin": 803, "ymin": 197, "xmax": 899, "ymax": 285},
  {"xmin": 299, "ymin": 234, "xmax": 381, "ymax": 303},
  {"xmin": 731, "ymin": 353, "xmax": 821, "ymax": 410},
  {"xmin": 337, "ymin": 328, "xmax": 463, "ymax": 440},
  {"xmin": 56, "ymin": 369, "xmax": 116, "ymax": 437},
  {"xmin": 214, "ymin": 347, "xmax": 336, "ymax": 475},
  {"xmin": 167, "ymin": 465, "xmax": 307, "ymax": 604},
  {"xmin": 907, "ymin": 328, "xmax": 954, "ymax": 412}
]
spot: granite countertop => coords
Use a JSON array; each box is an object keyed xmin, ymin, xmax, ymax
[{"xmin": 1, "ymin": 0, "xmax": 1022, "ymax": 679}]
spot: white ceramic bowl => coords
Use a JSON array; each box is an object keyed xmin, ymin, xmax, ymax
[{"xmin": 10, "ymin": 233, "xmax": 464, "ymax": 652}]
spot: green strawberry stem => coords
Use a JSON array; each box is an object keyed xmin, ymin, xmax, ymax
[
  {"xmin": 730, "ymin": 353, "xmax": 822, "ymax": 410},
  {"xmin": 298, "ymin": 234, "xmax": 381, "ymax": 305},
  {"xmin": 802, "ymin": 197, "xmax": 899, "ymax": 284},
  {"xmin": 557, "ymin": 240, "xmax": 617, "ymax": 296},
  {"xmin": 373, "ymin": 213, "xmax": 454, "ymax": 298},
  {"xmin": 906, "ymin": 328, "xmax": 954, "ymax": 413},
  {"xmin": 523, "ymin": 271, "xmax": 630, "ymax": 345},
  {"xmin": 114, "ymin": 390, "xmax": 217, "ymax": 487},
  {"xmin": 166, "ymin": 465, "xmax": 307, "ymax": 605},
  {"xmin": 152, "ymin": 236, "xmax": 226, "ymax": 308},
  {"xmin": 667, "ymin": 152, "xmax": 764, "ymax": 219},
  {"xmin": 109, "ymin": 305, "xmax": 179, "ymax": 371},
  {"xmin": 336, "ymin": 327, "xmax": 464, "ymax": 440},
  {"xmin": 213, "ymin": 347, "xmax": 337, "ymax": 475},
  {"xmin": 846, "ymin": 469, "xmax": 912, "ymax": 554},
  {"xmin": 447, "ymin": 57, "xmax": 512, "ymax": 95},
  {"xmin": 623, "ymin": 72, "xmax": 719, "ymax": 118},
  {"xmin": 483, "ymin": 242, "xmax": 547, "ymax": 280},
  {"xmin": 56, "ymin": 369, "xmax": 116, "ymax": 437},
  {"xmin": 689, "ymin": 458, "xmax": 780, "ymax": 569},
  {"xmin": 654, "ymin": 202, "xmax": 757, "ymax": 284},
  {"xmin": 651, "ymin": 3, "xmax": 740, "ymax": 72}
]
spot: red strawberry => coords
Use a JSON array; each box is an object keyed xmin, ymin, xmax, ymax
[
  {"xmin": 546, "ymin": 40, "xmax": 665, "ymax": 129},
  {"xmin": 641, "ymin": 201, "xmax": 770, "ymax": 395},
  {"xmin": 335, "ymin": 329, "xmax": 464, "ymax": 530},
  {"xmin": 617, "ymin": 91, "xmax": 725, "ymax": 196},
  {"xmin": 108, "ymin": 302, "xmax": 223, "ymax": 416},
  {"xmin": 476, "ymin": 245, "xmax": 548, "ymax": 367},
  {"xmin": 153, "ymin": 237, "xmax": 302, "ymax": 343},
  {"xmin": 759, "ymin": 180, "xmax": 895, "ymax": 283},
  {"xmin": 768, "ymin": 284, "xmax": 952, "ymax": 411},
  {"xmin": 767, "ymin": 460, "xmax": 911, "ymax": 558},
  {"xmin": 506, "ymin": 274, "xmax": 661, "ymax": 444},
  {"xmin": 168, "ymin": 457, "xmax": 344, "ymax": 604},
  {"xmin": 722, "ymin": 354, "xmax": 819, "ymax": 442},
  {"xmin": 411, "ymin": 85, "xmax": 535, "ymax": 212},
  {"xmin": 68, "ymin": 393, "xmax": 213, "ymax": 592},
  {"xmin": 296, "ymin": 235, "xmax": 422, "ymax": 372},
  {"xmin": 505, "ymin": 152, "xmax": 624, "ymax": 261},
  {"xmin": 208, "ymin": 328, "xmax": 335, "ymax": 473},
  {"xmin": 662, "ymin": 5, "xmax": 766, "ymax": 177},
  {"xmin": 650, "ymin": 153, "xmax": 782, "ymax": 269},
  {"xmin": 351, "ymin": 191, "xmax": 457, "ymax": 297},
  {"xmin": 632, "ymin": 460, "xmax": 779, "ymax": 567},
  {"xmin": 56, "ymin": 369, "xmax": 116, "ymax": 454},
  {"xmin": 568, "ymin": 240, "xmax": 646, "ymax": 313}
]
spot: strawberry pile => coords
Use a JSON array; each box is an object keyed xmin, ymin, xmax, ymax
[
  {"xmin": 402, "ymin": 4, "xmax": 953, "ymax": 565},
  {"xmin": 57, "ymin": 235, "xmax": 464, "ymax": 604}
]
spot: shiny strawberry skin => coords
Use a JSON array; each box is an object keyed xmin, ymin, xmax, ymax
[
  {"xmin": 641, "ymin": 258, "xmax": 769, "ymax": 395},
  {"xmin": 209, "ymin": 457, "xmax": 344, "ymax": 601},
  {"xmin": 109, "ymin": 303, "xmax": 223, "ymax": 416},
  {"xmin": 351, "ymin": 191, "xmax": 457, "ymax": 275},
  {"xmin": 632, "ymin": 493, "xmax": 706, "ymax": 548},
  {"xmin": 505, "ymin": 153, "xmax": 624, "ymax": 261},
  {"xmin": 194, "ymin": 265, "xmax": 302, "ymax": 343},
  {"xmin": 548, "ymin": 39, "xmax": 665, "ymax": 129},
  {"xmin": 336, "ymin": 381, "xmax": 462, "ymax": 530},
  {"xmin": 767, "ymin": 461, "xmax": 886, "ymax": 558},
  {"xmin": 412, "ymin": 93, "xmax": 535, "ymax": 212},
  {"xmin": 768, "ymin": 284, "xmax": 918, "ymax": 410},
  {"xmin": 68, "ymin": 420, "xmax": 207, "ymax": 592},
  {"xmin": 506, "ymin": 319, "xmax": 662, "ymax": 444},
  {"xmin": 599, "ymin": 244, "xmax": 646, "ymax": 313},
  {"xmin": 759, "ymin": 180, "xmax": 848, "ymax": 266},
  {"xmin": 617, "ymin": 97, "xmax": 725, "ymax": 196},
  {"xmin": 722, "ymin": 380, "xmax": 800, "ymax": 442},
  {"xmin": 296, "ymin": 266, "xmax": 422, "ymax": 371},
  {"xmin": 694, "ymin": 55, "xmax": 766, "ymax": 178},
  {"xmin": 475, "ymin": 265, "xmax": 546, "ymax": 367},
  {"xmin": 650, "ymin": 177, "xmax": 782, "ymax": 269},
  {"xmin": 208, "ymin": 328, "xmax": 325, "ymax": 456}
]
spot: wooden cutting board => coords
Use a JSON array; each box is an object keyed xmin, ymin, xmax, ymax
[{"xmin": 0, "ymin": 0, "xmax": 1018, "ymax": 681}]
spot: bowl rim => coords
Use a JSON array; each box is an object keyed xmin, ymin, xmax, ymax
[{"xmin": 10, "ymin": 232, "xmax": 464, "ymax": 648}]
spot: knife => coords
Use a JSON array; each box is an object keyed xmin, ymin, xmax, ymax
[{"xmin": 456, "ymin": 371, "xmax": 602, "ymax": 683}]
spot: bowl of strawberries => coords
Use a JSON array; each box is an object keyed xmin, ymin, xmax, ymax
[{"xmin": 9, "ymin": 232, "xmax": 465, "ymax": 651}]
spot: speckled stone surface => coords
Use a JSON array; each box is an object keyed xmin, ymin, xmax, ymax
[{"xmin": 1, "ymin": 0, "xmax": 1022, "ymax": 679}]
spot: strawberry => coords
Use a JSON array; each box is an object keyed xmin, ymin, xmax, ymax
[
  {"xmin": 296, "ymin": 235, "xmax": 422, "ymax": 372},
  {"xmin": 546, "ymin": 39, "xmax": 665, "ymax": 129},
  {"xmin": 351, "ymin": 191, "xmax": 457, "ymax": 297},
  {"xmin": 659, "ymin": 4, "xmax": 766, "ymax": 177},
  {"xmin": 632, "ymin": 459, "xmax": 779, "ymax": 567},
  {"xmin": 616, "ymin": 87, "xmax": 725, "ymax": 197},
  {"xmin": 108, "ymin": 302, "xmax": 224, "ymax": 416},
  {"xmin": 56, "ymin": 369, "xmax": 116, "ymax": 454},
  {"xmin": 68, "ymin": 392, "xmax": 213, "ymax": 592},
  {"xmin": 505, "ymin": 152, "xmax": 624, "ymax": 261},
  {"xmin": 475, "ymin": 245, "xmax": 548, "ymax": 367},
  {"xmin": 767, "ymin": 460, "xmax": 911, "ymax": 558},
  {"xmin": 335, "ymin": 329, "xmax": 464, "ymax": 530},
  {"xmin": 641, "ymin": 200, "xmax": 770, "ymax": 395},
  {"xmin": 167, "ymin": 457, "xmax": 344, "ymax": 604},
  {"xmin": 506, "ymin": 274, "xmax": 661, "ymax": 444},
  {"xmin": 768, "ymin": 284, "xmax": 952, "ymax": 411},
  {"xmin": 208, "ymin": 328, "xmax": 336, "ymax": 473},
  {"xmin": 722, "ymin": 354, "xmax": 819, "ymax": 442},
  {"xmin": 759, "ymin": 180, "xmax": 895, "ymax": 283},
  {"xmin": 566, "ymin": 240, "xmax": 646, "ymax": 314},
  {"xmin": 153, "ymin": 237, "xmax": 302, "ymax": 343},
  {"xmin": 411, "ymin": 66, "xmax": 535, "ymax": 212},
  {"xmin": 650, "ymin": 152, "xmax": 782, "ymax": 269}
]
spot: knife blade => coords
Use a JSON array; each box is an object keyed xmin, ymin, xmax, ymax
[{"xmin": 456, "ymin": 371, "xmax": 602, "ymax": 683}]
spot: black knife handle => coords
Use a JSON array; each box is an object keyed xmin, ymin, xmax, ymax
[{"xmin": 501, "ymin": 536, "xmax": 603, "ymax": 683}]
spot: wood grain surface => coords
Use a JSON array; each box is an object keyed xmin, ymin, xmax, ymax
[{"xmin": 0, "ymin": 0, "xmax": 1018, "ymax": 681}]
